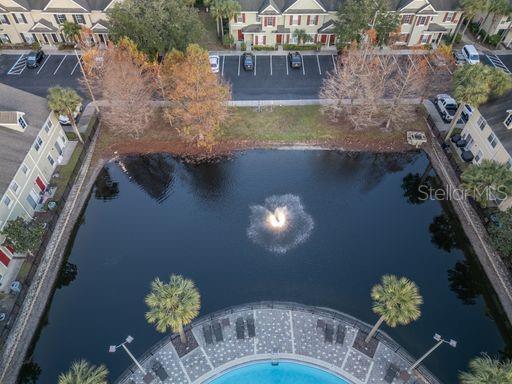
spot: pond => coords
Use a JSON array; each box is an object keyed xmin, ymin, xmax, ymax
[{"xmin": 25, "ymin": 150, "xmax": 512, "ymax": 384}]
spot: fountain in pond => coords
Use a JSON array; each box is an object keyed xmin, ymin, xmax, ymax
[{"xmin": 247, "ymin": 194, "xmax": 314, "ymax": 254}]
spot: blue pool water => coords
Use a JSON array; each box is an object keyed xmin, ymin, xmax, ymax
[{"xmin": 209, "ymin": 362, "xmax": 350, "ymax": 384}]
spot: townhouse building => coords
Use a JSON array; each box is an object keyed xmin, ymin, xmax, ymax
[
  {"xmin": 229, "ymin": 0, "xmax": 462, "ymax": 48},
  {"xmin": 459, "ymin": 92, "xmax": 512, "ymax": 210},
  {"xmin": 0, "ymin": 0, "xmax": 113, "ymax": 46},
  {"xmin": 0, "ymin": 83, "xmax": 68, "ymax": 286},
  {"xmin": 474, "ymin": 9, "xmax": 512, "ymax": 48}
]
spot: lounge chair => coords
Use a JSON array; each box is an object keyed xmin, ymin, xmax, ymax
[
  {"xmin": 203, "ymin": 324, "xmax": 214, "ymax": 345},
  {"xmin": 142, "ymin": 372, "xmax": 155, "ymax": 384},
  {"xmin": 221, "ymin": 317, "xmax": 230, "ymax": 327},
  {"xmin": 324, "ymin": 322, "xmax": 334, "ymax": 343},
  {"xmin": 236, "ymin": 317, "xmax": 245, "ymax": 339},
  {"xmin": 246, "ymin": 315, "xmax": 256, "ymax": 338},
  {"xmin": 151, "ymin": 360, "xmax": 168, "ymax": 381},
  {"xmin": 384, "ymin": 364, "xmax": 399, "ymax": 383},
  {"xmin": 317, "ymin": 319, "xmax": 325, "ymax": 330},
  {"xmin": 212, "ymin": 321, "xmax": 224, "ymax": 342},
  {"xmin": 335, "ymin": 324, "xmax": 345, "ymax": 344}
]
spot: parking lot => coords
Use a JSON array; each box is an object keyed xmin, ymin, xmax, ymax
[
  {"xmin": 218, "ymin": 53, "xmax": 337, "ymax": 100},
  {"xmin": 0, "ymin": 53, "xmax": 83, "ymax": 98}
]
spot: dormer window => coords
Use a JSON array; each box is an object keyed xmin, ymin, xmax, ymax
[
  {"xmin": 18, "ymin": 115, "xmax": 27, "ymax": 129},
  {"xmin": 505, "ymin": 110, "xmax": 512, "ymax": 129}
]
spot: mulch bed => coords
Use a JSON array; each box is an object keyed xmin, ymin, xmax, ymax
[
  {"xmin": 171, "ymin": 329, "xmax": 199, "ymax": 358},
  {"xmin": 352, "ymin": 329, "xmax": 379, "ymax": 358}
]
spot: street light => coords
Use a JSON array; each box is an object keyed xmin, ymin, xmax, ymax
[
  {"xmin": 109, "ymin": 335, "xmax": 147, "ymax": 375},
  {"xmin": 407, "ymin": 333, "xmax": 457, "ymax": 374}
]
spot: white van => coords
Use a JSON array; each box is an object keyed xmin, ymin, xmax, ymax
[{"xmin": 461, "ymin": 45, "xmax": 480, "ymax": 65}]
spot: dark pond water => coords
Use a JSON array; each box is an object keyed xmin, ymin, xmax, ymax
[{"xmin": 23, "ymin": 150, "xmax": 512, "ymax": 384}]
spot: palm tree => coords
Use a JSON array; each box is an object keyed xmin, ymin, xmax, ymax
[
  {"xmin": 145, "ymin": 274, "xmax": 201, "ymax": 344},
  {"xmin": 456, "ymin": 0, "xmax": 487, "ymax": 43},
  {"xmin": 222, "ymin": 0, "xmax": 241, "ymax": 34},
  {"xmin": 445, "ymin": 64, "xmax": 512, "ymax": 140},
  {"xmin": 461, "ymin": 160, "xmax": 512, "ymax": 207},
  {"xmin": 210, "ymin": 0, "xmax": 225, "ymax": 37},
  {"xmin": 58, "ymin": 360, "xmax": 108, "ymax": 384},
  {"xmin": 293, "ymin": 29, "xmax": 313, "ymax": 45},
  {"xmin": 47, "ymin": 87, "xmax": 84, "ymax": 144},
  {"xmin": 61, "ymin": 21, "xmax": 82, "ymax": 44},
  {"xmin": 460, "ymin": 354, "xmax": 512, "ymax": 383},
  {"xmin": 365, "ymin": 275, "xmax": 422, "ymax": 343},
  {"xmin": 477, "ymin": 0, "xmax": 508, "ymax": 37}
]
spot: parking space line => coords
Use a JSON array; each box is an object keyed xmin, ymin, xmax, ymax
[
  {"xmin": 53, "ymin": 55, "xmax": 66, "ymax": 75},
  {"xmin": 316, "ymin": 55, "xmax": 321, "ymax": 75},
  {"xmin": 221, "ymin": 55, "xmax": 225, "ymax": 77},
  {"xmin": 37, "ymin": 55, "xmax": 51, "ymax": 74},
  {"xmin": 332, "ymin": 55, "xmax": 338, "ymax": 74},
  {"xmin": 254, "ymin": 55, "xmax": 257, "ymax": 76},
  {"xmin": 270, "ymin": 55, "xmax": 272, "ymax": 76},
  {"xmin": 301, "ymin": 55, "xmax": 305, "ymax": 76},
  {"xmin": 70, "ymin": 56, "xmax": 81, "ymax": 75},
  {"xmin": 238, "ymin": 55, "xmax": 240, "ymax": 76},
  {"xmin": 286, "ymin": 57, "xmax": 289, "ymax": 75},
  {"xmin": 7, "ymin": 54, "xmax": 26, "ymax": 75}
]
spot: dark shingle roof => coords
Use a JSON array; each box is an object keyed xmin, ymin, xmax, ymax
[
  {"xmin": 0, "ymin": 84, "xmax": 50, "ymax": 195},
  {"xmin": 479, "ymin": 92, "xmax": 512, "ymax": 155}
]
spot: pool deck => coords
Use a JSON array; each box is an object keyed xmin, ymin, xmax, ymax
[{"xmin": 115, "ymin": 302, "xmax": 440, "ymax": 384}]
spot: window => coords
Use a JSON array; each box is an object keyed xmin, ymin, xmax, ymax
[
  {"xmin": 43, "ymin": 119, "xmax": 53, "ymax": 133},
  {"xmin": 12, "ymin": 13, "xmax": 27, "ymax": 23},
  {"xmin": 0, "ymin": 15, "xmax": 10, "ymax": 25},
  {"xmin": 290, "ymin": 15, "xmax": 300, "ymax": 25},
  {"xmin": 264, "ymin": 17, "xmax": 275, "ymax": 26},
  {"xmin": 1, "ymin": 34, "xmax": 11, "ymax": 44},
  {"xmin": 18, "ymin": 116, "xmax": 27, "ymax": 129},
  {"xmin": 475, "ymin": 150, "xmax": 483, "ymax": 163},
  {"xmin": 488, "ymin": 132, "xmax": 498, "ymax": 148},
  {"xmin": 255, "ymin": 15, "xmax": 261, "ymax": 22},
  {"xmin": 10, "ymin": 181, "xmax": 19, "ymax": 194},
  {"xmin": 26, "ymin": 190, "xmax": 39, "ymax": 210},
  {"xmin": 73, "ymin": 14, "xmax": 85, "ymax": 24},
  {"xmin": 54, "ymin": 14, "xmax": 67, "ymax": 24},
  {"xmin": 505, "ymin": 113, "xmax": 512, "ymax": 128},
  {"xmin": 33, "ymin": 136, "xmax": 43, "ymax": 151},
  {"xmin": 51, "ymin": 33, "xmax": 59, "ymax": 43},
  {"xmin": 21, "ymin": 164, "xmax": 29, "ymax": 175},
  {"xmin": 47, "ymin": 154, "xmax": 55, "ymax": 166},
  {"xmin": 477, "ymin": 115, "xmax": 487, "ymax": 130},
  {"xmin": 420, "ymin": 34, "xmax": 429, "ymax": 43},
  {"xmin": 3, "ymin": 195, "xmax": 11, "ymax": 207},
  {"xmin": 236, "ymin": 13, "xmax": 244, "ymax": 23},
  {"xmin": 444, "ymin": 12, "xmax": 454, "ymax": 22},
  {"xmin": 308, "ymin": 15, "xmax": 319, "ymax": 25},
  {"xmin": 418, "ymin": 16, "xmax": 427, "ymax": 25},
  {"xmin": 402, "ymin": 14, "xmax": 413, "ymax": 24}
]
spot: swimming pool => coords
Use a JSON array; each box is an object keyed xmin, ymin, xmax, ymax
[{"xmin": 208, "ymin": 362, "xmax": 350, "ymax": 384}]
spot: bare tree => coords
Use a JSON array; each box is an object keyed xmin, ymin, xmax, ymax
[{"xmin": 82, "ymin": 38, "xmax": 156, "ymax": 139}]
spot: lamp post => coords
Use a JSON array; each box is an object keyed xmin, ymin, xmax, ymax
[
  {"xmin": 407, "ymin": 333, "xmax": 457, "ymax": 374},
  {"xmin": 109, "ymin": 335, "xmax": 147, "ymax": 375}
]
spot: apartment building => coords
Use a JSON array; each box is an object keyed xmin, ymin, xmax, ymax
[
  {"xmin": 460, "ymin": 92, "xmax": 512, "ymax": 210},
  {"xmin": 0, "ymin": 0, "xmax": 112, "ymax": 46},
  {"xmin": 474, "ymin": 10, "xmax": 512, "ymax": 48},
  {"xmin": 0, "ymin": 83, "xmax": 68, "ymax": 285},
  {"xmin": 229, "ymin": 0, "xmax": 461, "ymax": 48}
]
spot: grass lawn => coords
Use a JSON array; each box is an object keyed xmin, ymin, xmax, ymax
[{"xmin": 198, "ymin": 10, "xmax": 225, "ymax": 51}]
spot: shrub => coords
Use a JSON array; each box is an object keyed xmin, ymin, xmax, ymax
[
  {"xmin": 283, "ymin": 43, "xmax": 316, "ymax": 51},
  {"xmin": 454, "ymin": 33, "xmax": 462, "ymax": 44},
  {"xmin": 222, "ymin": 34, "xmax": 234, "ymax": 48},
  {"xmin": 469, "ymin": 22, "xmax": 479, "ymax": 35},
  {"xmin": 240, "ymin": 41, "xmax": 246, "ymax": 51},
  {"xmin": 486, "ymin": 34, "xmax": 501, "ymax": 46},
  {"xmin": 252, "ymin": 45, "xmax": 276, "ymax": 51},
  {"xmin": 31, "ymin": 41, "xmax": 40, "ymax": 50},
  {"xmin": 58, "ymin": 42, "xmax": 75, "ymax": 50}
]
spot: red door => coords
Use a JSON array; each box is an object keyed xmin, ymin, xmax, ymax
[
  {"xmin": 0, "ymin": 249, "xmax": 10, "ymax": 267},
  {"xmin": 237, "ymin": 30, "xmax": 243, "ymax": 41},
  {"xmin": 35, "ymin": 176, "xmax": 46, "ymax": 192},
  {"xmin": 329, "ymin": 34, "xmax": 335, "ymax": 44},
  {"xmin": 320, "ymin": 34, "xmax": 327, "ymax": 44},
  {"xmin": 276, "ymin": 34, "xmax": 282, "ymax": 44}
]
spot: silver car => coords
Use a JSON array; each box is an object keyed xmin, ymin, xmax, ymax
[{"xmin": 209, "ymin": 54, "xmax": 220, "ymax": 73}]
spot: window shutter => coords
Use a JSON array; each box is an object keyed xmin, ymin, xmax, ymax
[
  {"xmin": 20, "ymin": 33, "xmax": 26, "ymax": 43},
  {"xmin": 298, "ymin": 15, "xmax": 301, "ymax": 24},
  {"xmin": 315, "ymin": 15, "xmax": 319, "ymax": 25},
  {"xmin": 452, "ymin": 12, "xmax": 458, "ymax": 23},
  {"xmin": 307, "ymin": 15, "xmax": 310, "ymax": 24},
  {"xmin": 4, "ymin": 15, "xmax": 10, "ymax": 24},
  {"xmin": 443, "ymin": 12, "xmax": 447, "ymax": 22},
  {"xmin": 289, "ymin": 15, "xmax": 292, "ymax": 24},
  {"xmin": 21, "ymin": 14, "xmax": 27, "ymax": 23},
  {"xmin": 314, "ymin": 34, "xmax": 317, "ymax": 43},
  {"xmin": 263, "ymin": 35, "xmax": 266, "ymax": 44},
  {"xmin": 54, "ymin": 14, "xmax": 60, "ymax": 24},
  {"xmin": 12, "ymin": 14, "xmax": 18, "ymax": 23},
  {"xmin": 264, "ymin": 17, "xmax": 267, "ymax": 26},
  {"xmin": 415, "ymin": 17, "xmax": 420, "ymax": 26},
  {"xmin": 242, "ymin": 13, "xmax": 245, "ymax": 22},
  {"xmin": 72, "ymin": 14, "xmax": 78, "ymax": 23},
  {"xmin": 427, "ymin": 34, "xmax": 431, "ymax": 43}
]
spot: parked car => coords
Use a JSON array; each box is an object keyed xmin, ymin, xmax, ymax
[
  {"xmin": 242, "ymin": 52, "xmax": 254, "ymax": 71},
  {"xmin": 453, "ymin": 51, "xmax": 466, "ymax": 66},
  {"xmin": 461, "ymin": 44, "xmax": 480, "ymax": 65},
  {"xmin": 288, "ymin": 52, "xmax": 302, "ymax": 68},
  {"xmin": 58, "ymin": 103, "xmax": 83, "ymax": 126},
  {"xmin": 26, "ymin": 50, "xmax": 45, "ymax": 68},
  {"xmin": 209, "ymin": 54, "xmax": 220, "ymax": 73},
  {"xmin": 435, "ymin": 94, "xmax": 458, "ymax": 122}
]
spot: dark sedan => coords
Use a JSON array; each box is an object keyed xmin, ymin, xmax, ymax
[
  {"xmin": 288, "ymin": 52, "xmax": 302, "ymax": 68},
  {"xmin": 242, "ymin": 52, "xmax": 254, "ymax": 71},
  {"xmin": 26, "ymin": 50, "xmax": 45, "ymax": 68}
]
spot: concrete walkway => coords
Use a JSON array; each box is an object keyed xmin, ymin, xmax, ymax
[{"xmin": 115, "ymin": 302, "xmax": 440, "ymax": 384}]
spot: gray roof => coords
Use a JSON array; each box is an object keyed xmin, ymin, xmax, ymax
[
  {"xmin": 427, "ymin": 23, "xmax": 447, "ymax": 32},
  {"xmin": 0, "ymin": 112, "xmax": 19, "ymax": 125},
  {"xmin": 479, "ymin": 91, "xmax": 512, "ymax": 154},
  {"xmin": 238, "ymin": 0, "xmax": 460, "ymax": 12},
  {"xmin": 29, "ymin": 18, "xmax": 58, "ymax": 32},
  {"xmin": 10, "ymin": 0, "xmax": 112, "ymax": 11},
  {"xmin": 0, "ymin": 84, "xmax": 51, "ymax": 195}
]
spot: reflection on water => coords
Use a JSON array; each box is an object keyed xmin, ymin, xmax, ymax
[{"xmin": 27, "ymin": 151, "xmax": 512, "ymax": 384}]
